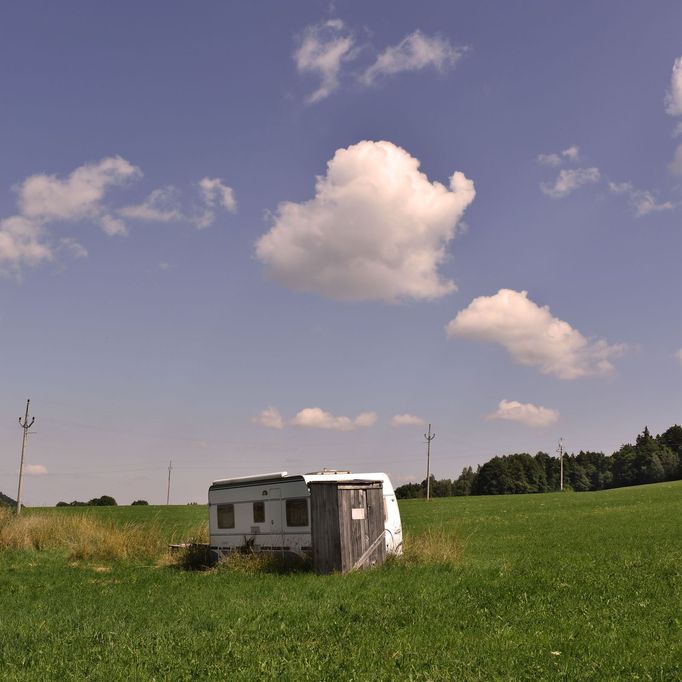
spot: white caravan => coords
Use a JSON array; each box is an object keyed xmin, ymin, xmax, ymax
[{"xmin": 208, "ymin": 470, "xmax": 403, "ymax": 557}]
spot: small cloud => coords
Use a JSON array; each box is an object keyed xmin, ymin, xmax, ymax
[
  {"xmin": 446, "ymin": 289, "xmax": 626, "ymax": 379},
  {"xmin": 252, "ymin": 407, "xmax": 284, "ymax": 429},
  {"xmin": 195, "ymin": 177, "xmax": 237, "ymax": 228},
  {"xmin": 537, "ymin": 153, "xmax": 562, "ymax": 167},
  {"xmin": 0, "ymin": 215, "xmax": 52, "ymax": 270},
  {"xmin": 361, "ymin": 30, "xmax": 466, "ymax": 86},
  {"xmin": 290, "ymin": 407, "xmax": 376, "ymax": 431},
  {"xmin": 99, "ymin": 214, "xmax": 128, "ymax": 236},
  {"xmin": 608, "ymin": 181, "xmax": 675, "ymax": 216},
  {"xmin": 59, "ymin": 237, "xmax": 88, "ymax": 259},
  {"xmin": 118, "ymin": 187, "xmax": 183, "ymax": 223},
  {"xmin": 354, "ymin": 411, "xmax": 378, "ymax": 427},
  {"xmin": 391, "ymin": 414, "xmax": 426, "ymax": 427},
  {"xmin": 665, "ymin": 56, "xmax": 682, "ymax": 116},
  {"xmin": 673, "ymin": 122, "xmax": 682, "ymax": 138},
  {"xmin": 541, "ymin": 167, "xmax": 600, "ymax": 198},
  {"xmin": 487, "ymin": 399, "xmax": 559, "ymax": 428},
  {"xmin": 537, "ymin": 146, "xmax": 579, "ymax": 167},
  {"xmin": 17, "ymin": 156, "xmax": 141, "ymax": 224},
  {"xmin": 24, "ymin": 464, "xmax": 48, "ymax": 476},
  {"xmin": 294, "ymin": 19, "xmax": 355, "ymax": 103},
  {"xmin": 676, "ymin": 348, "xmax": 682, "ymax": 365}
]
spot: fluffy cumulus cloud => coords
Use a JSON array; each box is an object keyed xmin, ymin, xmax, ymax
[
  {"xmin": 18, "ymin": 156, "xmax": 141, "ymax": 232},
  {"xmin": 541, "ymin": 167, "xmax": 600, "ymax": 198},
  {"xmin": 252, "ymin": 407, "xmax": 284, "ymax": 429},
  {"xmin": 294, "ymin": 19, "xmax": 355, "ymax": 103},
  {"xmin": 0, "ymin": 216, "xmax": 53, "ymax": 270},
  {"xmin": 391, "ymin": 413, "xmax": 426, "ymax": 427},
  {"xmin": 537, "ymin": 146, "xmax": 579, "ymax": 167},
  {"xmin": 446, "ymin": 289, "xmax": 626, "ymax": 379},
  {"xmin": 255, "ymin": 140, "xmax": 476, "ymax": 302},
  {"xmin": 24, "ymin": 464, "xmax": 48, "ymax": 476},
  {"xmin": 362, "ymin": 31, "xmax": 465, "ymax": 85},
  {"xmin": 665, "ymin": 56, "xmax": 682, "ymax": 116},
  {"xmin": 488, "ymin": 399, "xmax": 559, "ymax": 428},
  {"xmin": 290, "ymin": 407, "xmax": 376, "ymax": 431},
  {"xmin": 608, "ymin": 182, "xmax": 674, "ymax": 216},
  {"xmin": 118, "ymin": 188, "xmax": 183, "ymax": 223}
]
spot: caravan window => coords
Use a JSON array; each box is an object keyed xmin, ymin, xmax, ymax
[
  {"xmin": 217, "ymin": 503, "xmax": 235, "ymax": 529},
  {"xmin": 286, "ymin": 498, "xmax": 308, "ymax": 527},
  {"xmin": 253, "ymin": 501, "xmax": 265, "ymax": 523}
]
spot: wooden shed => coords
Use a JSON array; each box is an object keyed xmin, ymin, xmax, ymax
[{"xmin": 309, "ymin": 479, "xmax": 386, "ymax": 575}]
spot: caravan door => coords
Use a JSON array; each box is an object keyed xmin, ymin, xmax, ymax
[{"xmin": 267, "ymin": 487, "xmax": 284, "ymax": 549}]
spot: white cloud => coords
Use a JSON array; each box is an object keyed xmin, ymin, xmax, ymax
[
  {"xmin": 608, "ymin": 181, "xmax": 675, "ymax": 216},
  {"xmin": 199, "ymin": 177, "xmax": 237, "ymax": 212},
  {"xmin": 118, "ymin": 188, "xmax": 182, "ymax": 223},
  {"xmin": 446, "ymin": 289, "xmax": 626, "ymax": 379},
  {"xmin": 665, "ymin": 56, "xmax": 682, "ymax": 116},
  {"xmin": 362, "ymin": 31, "xmax": 465, "ymax": 85},
  {"xmin": 673, "ymin": 122, "xmax": 682, "ymax": 138},
  {"xmin": 562, "ymin": 146, "xmax": 579, "ymax": 162},
  {"xmin": 99, "ymin": 214, "xmax": 128, "ymax": 236},
  {"xmin": 541, "ymin": 167, "xmax": 600, "ymax": 198},
  {"xmin": 294, "ymin": 19, "xmax": 355, "ymax": 103},
  {"xmin": 255, "ymin": 140, "xmax": 476, "ymax": 302},
  {"xmin": 676, "ymin": 348, "xmax": 682, "ymax": 365},
  {"xmin": 0, "ymin": 216, "xmax": 53, "ymax": 270},
  {"xmin": 58, "ymin": 237, "xmax": 88, "ymax": 259},
  {"xmin": 195, "ymin": 177, "xmax": 237, "ymax": 228},
  {"xmin": 24, "ymin": 464, "xmax": 48, "ymax": 476},
  {"xmin": 354, "ymin": 411, "xmax": 378, "ymax": 427},
  {"xmin": 252, "ymin": 407, "xmax": 284, "ymax": 429},
  {"xmin": 391, "ymin": 413, "xmax": 426, "ymax": 427},
  {"xmin": 488, "ymin": 399, "xmax": 559, "ymax": 428},
  {"xmin": 537, "ymin": 146, "xmax": 579, "ymax": 167},
  {"xmin": 290, "ymin": 407, "xmax": 376, "ymax": 431},
  {"xmin": 17, "ymin": 156, "xmax": 141, "ymax": 224}
]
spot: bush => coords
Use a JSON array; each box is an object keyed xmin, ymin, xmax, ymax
[{"xmin": 131, "ymin": 500, "xmax": 149, "ymax": 506}]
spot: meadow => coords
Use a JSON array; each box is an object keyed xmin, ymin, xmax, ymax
[{"xmin": 1, "ymin": 482, "xmax": 681, "ymax": 680}]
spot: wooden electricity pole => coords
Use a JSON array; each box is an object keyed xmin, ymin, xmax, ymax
[
  {"xmin": 17, "ymin": 399, "xmax": 35, "ymax": 515},
  {"xmin": 424, "ymin": 423, "xmax": 436, "ymax": 501},
  {"xmin": 557, "ymin": 438, "xmax": 564, "ymax": 492},
  {"xmin": 166, "ymin": 459, "xmax": 173, "ymax": 505}
]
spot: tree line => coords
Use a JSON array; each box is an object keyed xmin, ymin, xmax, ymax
[{"xmin": 395, "ymin": 424, "xmax": 682, "ymax": 498}]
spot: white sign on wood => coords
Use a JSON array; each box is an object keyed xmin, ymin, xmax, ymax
[{"xmin": 351, "ymin": 507, "xmax": 366, "ymax": 520}]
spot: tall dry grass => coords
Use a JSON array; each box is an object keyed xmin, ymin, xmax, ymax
[
  {"xmin": 398, "ymin": 527, "xmax": 462, "ymax": 566},
  {"xmin": 0, "ymin": 507, "xmax": 165, "ymax": 561}
]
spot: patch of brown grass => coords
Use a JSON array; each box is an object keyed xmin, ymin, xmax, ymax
[
  {"xmin": 0, "ymin": 507, "xmax": 164, "ymax": 561},
  {"xmin": 398, "ymin": 527, "xmax": 462, "ymax": 567}
]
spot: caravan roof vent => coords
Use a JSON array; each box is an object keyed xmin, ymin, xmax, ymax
[{"xmin": 305, "ymin": 468, "xmax": 352, "ymax": 475}]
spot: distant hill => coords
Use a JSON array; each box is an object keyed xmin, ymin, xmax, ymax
[{"xmin": 0, "ymin": 491, "xmax": 17, "ymax": 507}]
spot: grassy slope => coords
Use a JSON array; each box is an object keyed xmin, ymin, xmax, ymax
[{"xmin": 1, "ymin": 483, "xmax": 681, "ymax": 680}]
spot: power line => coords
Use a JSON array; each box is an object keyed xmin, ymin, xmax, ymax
[
  {"xmin": 16, "ymin": 399, "xmax": 35, "ymax": 515},
  {"xmin": 166, "ymin": 459, "xmax": 172, "ymax": 505},
  {"xmin": 424, "ymin": 423, "xmax": 436, "ymax": 501}
]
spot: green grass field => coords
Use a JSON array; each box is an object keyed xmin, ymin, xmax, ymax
[{"xmin": 1, "ymin": 482, "xmax": 681, "ymax": 680}]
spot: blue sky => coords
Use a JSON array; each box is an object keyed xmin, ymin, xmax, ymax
[{"xmin": 1, "ymin": 1, "xmax": 680, "ymax": 505}]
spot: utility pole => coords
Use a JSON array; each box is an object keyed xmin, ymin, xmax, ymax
[
  {"xmin": 166, "ymin": 459, "xmax": 173, "ymax": 505},
  {"xmin": 424, "ymin": 423, "xmax": 436, "ymax": 501},
  {"xmin": 557, "ymin": 438, "xmax": 564, "ymax": 492},
  {"xmin": 17, "ymin": 399, "xmax": 35, "ymax": 515}
]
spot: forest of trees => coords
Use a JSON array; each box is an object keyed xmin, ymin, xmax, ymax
[{"xmin": 395, "ymin": 424, "xmax": 682, "ymax": 499}]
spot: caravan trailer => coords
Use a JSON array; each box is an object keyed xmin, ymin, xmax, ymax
[{"xmin": 208, "ymin": 470, "xmax": 403, "ymax": 557}]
